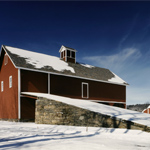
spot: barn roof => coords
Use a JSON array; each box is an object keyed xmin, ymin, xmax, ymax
[
  {"xmin": 59, "ymin": 45, "xmax": 77, "ymax": 52},
  {"xmin": 142, "ymin": 105, "xmax": 150, "ymax": 113},
  {"xmin": 2, "ymin": 45, "xmax": 128, "ymax": 85}
]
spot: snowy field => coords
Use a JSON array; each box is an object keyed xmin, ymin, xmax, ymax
[{"xmin": 0, "ymin": 121, "xmax": 150, "ymax": 150}]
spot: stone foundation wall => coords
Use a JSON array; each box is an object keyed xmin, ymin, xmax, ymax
[{"xmin": 35, "ymin": 97, "xmax": 150, "ymax": 132}]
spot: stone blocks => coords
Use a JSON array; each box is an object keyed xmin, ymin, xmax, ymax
[{"xmin": 35, "ymin": 97, "xmax": 150, "ymax": 132}]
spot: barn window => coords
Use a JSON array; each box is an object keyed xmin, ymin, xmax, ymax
[
  {"xmin": 67, "ymin": 50, "xmax": 70, "ymax": 57},
  {"xmin": 1, "ymin": 81, "xmax": 4, "ymax": 92},
  {"xmin": 9, "ymin": 76, "xmax": 12, "ymax": 88},
  {"xmin": 4, "ymin": 54, "xmax": 8, "ymax": 65},
  {"xmin": 61, "ymin": 52, "xmax": 63, "ymax": 58},
  {"xmin": 67, "ymin": 50, "xmax": 75, "ymax": 59},
  {"xmin": 63, "ymin": 51, "xmax": 65, "ymax": 58},
  {"xmin": 72, "ymin": 51, "xmax": 75, "ymax": 58},
  {"xmin": 82, "ymin": 82, "xmax": 89, "ymax": 98}
]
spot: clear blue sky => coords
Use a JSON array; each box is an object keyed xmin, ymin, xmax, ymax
[{"xmin": 0, "ymin": 1, "xmax": 150, "ymax": 105}]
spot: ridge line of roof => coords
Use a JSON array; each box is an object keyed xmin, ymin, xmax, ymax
[
  {"xmin": 4, "ymin": 45, "xmax": 109, "ymax": 70},
  {"xmin": 4, "ymin": 45, "xmax": 60, "ymax": 59}
]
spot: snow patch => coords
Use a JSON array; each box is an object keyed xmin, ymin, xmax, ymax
[
  {"xmin": 5, "ymin": 46, "xmax": 75, "ymax": 73},
  {"xmin": 80, "ymin": 64, "xmax": 95, "ymax": 68},
  {"xmin": 109, "ymin": 72, "xmax": 126, "ymax": 84},
  {"xmin": 142, "ymin": 109, "xmax": 146, "ymax": 113}
]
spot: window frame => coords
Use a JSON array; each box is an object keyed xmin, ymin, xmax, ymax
[
  {"xmin": 67, "ymin": 50, "xmax": 70, "ymax": 57},
  {"xmin": 82, "ymin": 82, "xmax": 89, "ymax": 99},
  {"xmin": 71, "ymin": 51, "xmax": 75, "ymax": 58},
  {"xmin": 1, "ymin": 81, "xmax": 4, "ymax": 92},
  {"xmin": 4, "ymin": 54, "xmax": 8, "ymax": 65},
  {"xmin": 67, "ymin": 50, "xmax": 75, "ymax": 59},
  {"xmin": 9, "ymin": 76, "xmax": 12, "ymax": 88}
]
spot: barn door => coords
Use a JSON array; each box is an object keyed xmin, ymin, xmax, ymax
[{"xmin": 82, "ymin": 82, "xmax": 89, "ymax": 98}]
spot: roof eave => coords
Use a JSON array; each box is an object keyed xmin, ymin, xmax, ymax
[
  {"xmin": 59, "ymin": 45, "xmax": 77, "ymax": 53},
  {"xmin": 17, "ymin": 66, "xmax": 128, "ymax": 86},
  {"xmin": 2, "ymin": 45, "xmax": 18, "ymax": 69}
]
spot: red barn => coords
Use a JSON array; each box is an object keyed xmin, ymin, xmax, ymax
[
  {"xmin": 142, "ymin": 105, "xmax": 150, "ymax": 114},
  {"xmin": 0, "ymin": 45, "xmax": 128, "ymax": 120}
]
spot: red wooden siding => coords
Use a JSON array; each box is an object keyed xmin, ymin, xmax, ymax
[
  {"xmin": 50, "ymin": 74, "xmax": 126, "ymax": 103},
  {"xmin": 143, "ymin": 108, "xmax": 150, "ymax": 114},
  {"xmin": 66, "ymin": 57, "xmax": 75, "ymax": 63},
  {"xmin": 21, "ymin": 70, "xmax": 48, "ymax": 93},
  {"xmin": 20, "ymin": 70, "xmax": 48, "ymax": 119},
  {"xmin": 0, "ymin": 50, "xmax": 18, "ymax": 119}
]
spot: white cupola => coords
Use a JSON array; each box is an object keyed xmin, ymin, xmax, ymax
[{"xmin": 59, "ymin": 45, "xmax": 77, "ymax": 63}]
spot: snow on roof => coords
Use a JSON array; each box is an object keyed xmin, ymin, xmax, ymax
[
  {"xmin": 108, "ymin": 72, "xmax": 126, "ymax": 84},
  {"xmin": 5, "ymin": 46, "xmax": 75, "ymax": 73},
  {"xmin": 2, "ymin": 45, "xmax": 128, "ymax": 85},
  {"xmin": 22, "ymin": 92, "xmax": 150, "ymax": 127},
  {"xmin": 80, "ymin": 63, "xmax": 95, "ymax": 68},
  {"xmin": 59, "ymin": 45, "xmax": 77, "ymax": 52},
  {"xmin": 142, "ymin": 109, "xmax": 146, "ymax": 113},
  {"xmin": 142, "ymin": 105, "xmax": 150, "ymax": 113}
]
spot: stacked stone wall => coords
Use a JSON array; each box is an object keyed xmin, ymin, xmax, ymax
[{"xmin": 35, "ymin": 97, "xmax": 150, "ymax": 132}]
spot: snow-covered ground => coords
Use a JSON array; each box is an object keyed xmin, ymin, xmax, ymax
[{"xmin": 0, "ymin": 121, "xmax": 150, "ymax": 150}]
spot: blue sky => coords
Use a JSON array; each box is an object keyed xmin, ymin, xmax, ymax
[{"xmin": 0, "ymin": 1, "xmax": 150, "ymax": 105}]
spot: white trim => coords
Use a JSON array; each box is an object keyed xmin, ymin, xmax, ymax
[
  {"xmin": 69, "ymin": 49, "xmax": 77, "ymax": 52},
  {"xmin": 67, "ymin": 50, "xmax": 76, "ymax": 59},
  {"xmin": 62, "ymin": 49, "xmax": 76, "ymax": 62},
  {"xmin": 18, "ymin": 69, "xmax": 21, "ymax": 119},
  {"xmin": 65, "ymin": 50, "xmax": 76, "ymax": 63},
  {"xmin": 90, "ymin": 100, "xmax": 126, "ymax": 104},
  {"xmin": 66, "ymin": 57, "xmax": 75, "ymax": 60},
  {"xmin": 82, "ymin": 82, "xmax": 89, "ymax": 98},
  {"xmin": 66, "ymin": 50, "xmax": 67, "ymax": 62},
  {"xmin": 18, "ymin": 66, "xmax": 127, "ymax": 86},
  {"xmin": 59, "ymin": 45, "xmax": 77, "ymax": 53},
  {"xmin": 4, "ymin": 54, "xmax": 8, "ymax": 65},
  {"xmin": 2, "ymin": 45, "xmax": 17, "ymax": 69},
  {"xmin": 71, "ymin": 51, "xmax": 75, "ymax": 59},
  {"xmin": 61, "ymin": 50, "xmax": 66, "ymax": 59},
  {"xmin": 1, "ymin": 81, "xmax": 4, "ymax": 92},
  {"xmin": 48, "ymin": 73, "xmax": 50, "ymax": 94},
  {"xmin": 63, "ymin": 51, "xmax": 64, "ymax": 59},
  {"xmin": 9, "ymin": 75, "xmax": 12, "ymax": 88}
]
